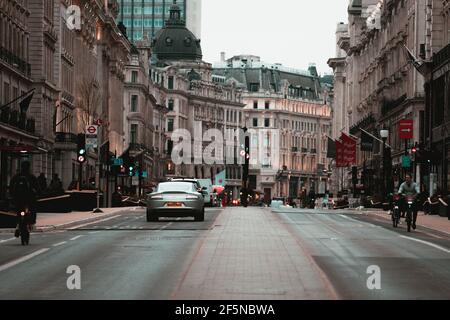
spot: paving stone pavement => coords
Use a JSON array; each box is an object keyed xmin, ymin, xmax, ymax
[{"xmin": 172, "ymin": 206, "xmax": 338, "ymax": 300}]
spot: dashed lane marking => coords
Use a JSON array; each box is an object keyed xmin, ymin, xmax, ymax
[
  {"xmin": 70, "ymin": 235, "xmax": 84, "ymax": 241},
  {"xmin": 0, "ymin": 248, "xmax": 50, "ymax": 272},
  {"xmin": 52, "ymin": 241, "xmax": 67, "ymax": 247},
  {"xmin": 67, "ymin": 215, "xmax": 122, "ymax": 230},
  {"xmin": 0, "ymin": 238, "xmax": 15, "ymax": 244}
]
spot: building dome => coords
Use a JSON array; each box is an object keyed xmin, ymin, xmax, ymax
[{"xmin": 152, "ymin": 0, "xmax": 202, "ymax": 61}]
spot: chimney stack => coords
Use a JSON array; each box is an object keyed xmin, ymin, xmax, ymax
[{"xmin": 220, "ymin": 52, "xmax": 226, "ymax": 62}]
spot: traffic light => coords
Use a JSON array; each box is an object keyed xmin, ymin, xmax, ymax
[
  {"xmin": 128, "ymin": 165, "xmax": 135, "ymax": 177},
  {"xmin": 77, "ymin": 133, "xmax": 86, "ymax": 164}
]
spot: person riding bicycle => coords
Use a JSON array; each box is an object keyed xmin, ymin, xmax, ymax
[
  {"xmin": 397, "ymin": 174, "xmax": 420, "ymax": 230},
  {"xmin": 9, "ymin": 161, "xmax": 40, "ymax": 225}
]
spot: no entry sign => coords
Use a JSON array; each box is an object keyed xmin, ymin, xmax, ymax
[{"xmin": 399, "ymin": 120, "xmax": 413, "ymax": 139}]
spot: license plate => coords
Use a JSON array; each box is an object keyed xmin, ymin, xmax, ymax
[{"xmin": 166, "ymin": 202, "xmax": 183, "ymax": 207}]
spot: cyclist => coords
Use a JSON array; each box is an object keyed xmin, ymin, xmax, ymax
[{"xmin": 398, "ymin": 174, "xmax": 420, "ymax": 230}]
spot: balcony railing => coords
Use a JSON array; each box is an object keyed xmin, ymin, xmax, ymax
[
  {"xmin": 0, "ymin": 46, "xmax": 31, "ymax": 77},
  {"xmin": 55, "ymin": 132, "xmax": 77, "ymax": 143},
  {"xmin": 0, "ymin": 107, "xmax": 35, "ymax": 134},
  {"xmin": 381, "ymin": 94, "xmax": 407, "ymax": 116},
  {"xmin": 433, "ymin": 43, "xmax": 450, "ymax": 69}
]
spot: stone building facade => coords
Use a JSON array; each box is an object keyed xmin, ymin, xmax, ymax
[
  {"xmin": 213, "ymin": 55, "xmax": 332, "ymax": 201},
  {"xmin": 149, "ymin": 3, "xmax": 246, "ymax": 198},
  {"xmin": 422, "ymin": 0, "xmax": 450, "ymax": 195},
  {"xmin": 0, "ymin": 0, "xmax": 36, "ymax": 202},
  {"xmin": 329, "ymin": 0, "xmax": 427, "ymax": 197}
]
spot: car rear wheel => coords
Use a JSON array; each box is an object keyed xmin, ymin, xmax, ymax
[
  {"xmin": 195, "ymin": 208, "xmax": 205, "ymax": 222},
  {"xmin": 146, "ymin": 210, "xmax": 159, "ymax": 222}
]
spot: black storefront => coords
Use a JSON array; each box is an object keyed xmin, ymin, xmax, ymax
[{"xmin": 424, "ymin": 43, "xmax": 450, "ymax": 196}]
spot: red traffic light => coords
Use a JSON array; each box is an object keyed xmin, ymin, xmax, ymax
[
  {"xmin": 77, "ymin": 155, "xmax": 86, "ymax": 163},
  {"xmin": 412, "ymin": 147, "xmax": 417, "ymax": 154}
]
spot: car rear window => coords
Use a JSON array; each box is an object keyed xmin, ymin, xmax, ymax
[{"xmin": 157, "ymin": 182, "xmax": 195, "ymax": 192}]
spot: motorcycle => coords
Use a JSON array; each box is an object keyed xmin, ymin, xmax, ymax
[
  {"xmin": 15, "ymin": 207, "xmax": 33, "ymax": 245},
  {"xmin": 391, "ymin": 194, "xmax": 401, "ymax": 228},
  {"xmin": 404, "ymin": 195, "xmax": 416, "ymax": 233}
]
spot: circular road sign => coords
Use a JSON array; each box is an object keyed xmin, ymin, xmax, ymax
[{"xmin": 87, "ymin": 126, "xmax": 97, "ymax": 134}]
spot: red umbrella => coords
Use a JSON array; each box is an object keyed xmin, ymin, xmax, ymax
[{"xmin": 212, "ymin": 185, "xmax": 225, "ymax": 194}]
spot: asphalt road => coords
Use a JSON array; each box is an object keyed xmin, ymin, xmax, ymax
[
  {"xmin": 0, "ymin": 207, "xmax": 222, "ymax": 299},
  {"xmin": 1, "ymin": 206, "xmax": 450, "ymax": 299},
  {"xmin": 273, "ymin": 208, "xmax": 450, "ymax": 299}
]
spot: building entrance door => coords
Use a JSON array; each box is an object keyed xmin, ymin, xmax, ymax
[{"xmin": 264, "ymin": 188, "xmax": 271, "ymax": 204}]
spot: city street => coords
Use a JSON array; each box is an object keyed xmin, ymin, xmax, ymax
[{"xmin": 1, "ymin": 206, "xmax": 450, "ymax": 299}]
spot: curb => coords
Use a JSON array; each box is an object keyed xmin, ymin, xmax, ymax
[{"xmin": 0, "ymin": 207, "xmax": 138, "ymax": 234}]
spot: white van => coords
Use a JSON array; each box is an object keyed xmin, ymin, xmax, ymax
[{"xmin": 197, "ymin": 179, "xmax": 213, "ymax": 207}]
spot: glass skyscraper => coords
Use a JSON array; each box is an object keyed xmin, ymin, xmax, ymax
[{"xmin": 118, "ymin": 0, "xmax": 188, "ymax": 42}]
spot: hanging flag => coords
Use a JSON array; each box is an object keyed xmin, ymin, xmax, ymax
[
  {"xmin": 327, "ymin": 137, "xmax": 336, "ymax": 159},
  {"xmin": 215, "ymin": 169, "xmax": 226, "ymax": 187},
  {"xmin": 360, "ymin": 130, "xmax": 374, "ymax": 152},
  {"xmin": 402, "ymin": 44, "xmax": 429, "ymax": 76},
  {"xmin": 335, "ymin": 140, "xmax": 345, "ymax": 167},
  {"xmin": 341, "ymin": 133, "xmax": 357, "ymax": 165},
  {"xmin": 19, "ymin": 92, "xmax": 34, "ymax": 113}
]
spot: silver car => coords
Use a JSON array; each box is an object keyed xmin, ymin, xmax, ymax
[{"xmin": 146, "ymin": 181, "xmax": 205, "ymax": 222}]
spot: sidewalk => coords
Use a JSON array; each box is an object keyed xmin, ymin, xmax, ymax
[
  {"xmin": 172, "ymin": 206, "xmax": 337, "ymax": 300},
  {"xmin": 0, "ymin": 207, "xmax": 138, "ymax": 233},
  {"xmin": 355, "ymin": 208, "xmax": 450, "ymax": 235}
]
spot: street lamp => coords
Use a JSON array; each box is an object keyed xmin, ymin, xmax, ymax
[{"xmin": 380, "ymin": 129, "xmax": 389, "ymax": 200}]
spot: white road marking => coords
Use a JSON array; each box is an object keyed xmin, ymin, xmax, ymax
[
  {"xmin": 70, "ymin": 235, "xmax": 84, "ymax": 241},
  {"xmin": 67, "ymin": 215, "xmax": 122, "ymax": 230},
  {"xmin": 0, "ymin": 248, "xmax": 50, "ymax": 272},
  {"xmin": 400, "ymin": 235, "xmax": 450, "ymax": 254},
  {"xmin": 52, "ymin": 241, "xmax": 67, "ymax": 247},
  {"xmin": 420, "ymin": 231, "xmax": 444, "ymax": 240},
  {"xmin": 159, "ymin": 222, "xmax": 173, "ymax": 230},
  {"xmin": 338, "ymin": 214, "xmax": 358, "ymax": 222},
  {"xmin": 0, "ymin": 238, "xmax": 15, "ymax": 244}
]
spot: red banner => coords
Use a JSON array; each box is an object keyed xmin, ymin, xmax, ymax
[
  {"xmin": 399, "ymin": 119, "xmax": 413, "ymax": 139},
  {"xmin": 341, "ymin": 133, "xmax": 357, "ymax": 165},
  {"xmin": 335, "ymin": 140, "xmax": 346, "ymax": 167}
]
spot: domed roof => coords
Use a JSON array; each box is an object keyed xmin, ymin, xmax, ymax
[{"xmin": 152, "ymin": 1, "xmax": 202, "ymax": 61}]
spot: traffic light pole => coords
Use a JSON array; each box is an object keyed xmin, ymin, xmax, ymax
[
  {"xmin": 93, "ymin": 125, "xmax": 103, "ymax": 213},
  {"xmin": 78, "ymin": 162, "xmax": 82, "ymax": 191}
]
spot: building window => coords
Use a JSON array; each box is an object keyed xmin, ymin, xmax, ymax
[
  {"xmin": 167, "ymin": 118, "xmax": 174, "ymax": 132},
  {"xmin": 264, "ymin": 118, "xmax": 270, "ymax": 127},
  {"xmin": 167, "ymin": 140, "xmax": 173, "ymax": 155},
  {"xmin": 130, "ymin": 124, "xmax": 138, "ymax": 144},
  {"xmin": 168, "ymin": 76, "xmax": 174, "ymax": 89},
  {"xmin": 131, "ymin": 95, "xmax": 138, "ymax": 112},
  {"xmin": 131, "ymin": 71, "xmax": 138, "ymax": 83},
  {"xmin": 253, "ymin": 101, "xmax": 258, "ymax": 109},
  {"xmin": 253, "ymin": 118, "xmax": 258, "ymax": 127},
  {"xmin": 249, "ymin": 83, "xmax": 259, "ymax": 92},
  {"xmin": 168, "ymin": 99, "xmax": 174, "ymax": 111},
  {"xmin": 265, "ymin": 101, "xmax": 270, "ymax": 109}
]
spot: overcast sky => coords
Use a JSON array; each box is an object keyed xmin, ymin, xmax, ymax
[{"xmin": 201, "ymin": 0, "xmax": 349, "ymax": 76}]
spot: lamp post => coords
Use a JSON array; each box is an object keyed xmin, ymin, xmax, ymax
[{"xmin": 380, "ymin": 129, "xmax": 389, "ymax": 200}]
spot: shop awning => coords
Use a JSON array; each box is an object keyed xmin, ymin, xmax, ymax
[{"xmin": 0, "ymin": 144, "xmax": 45, "ymax": 154}]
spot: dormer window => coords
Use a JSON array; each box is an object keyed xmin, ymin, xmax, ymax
[
  {"xmin": 165, "ymin": 37, "xmax": 173, "ymax": 46},
  {"xmin": 184, "ymin": 37, "xmax": 192, "ymax": 47}
]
